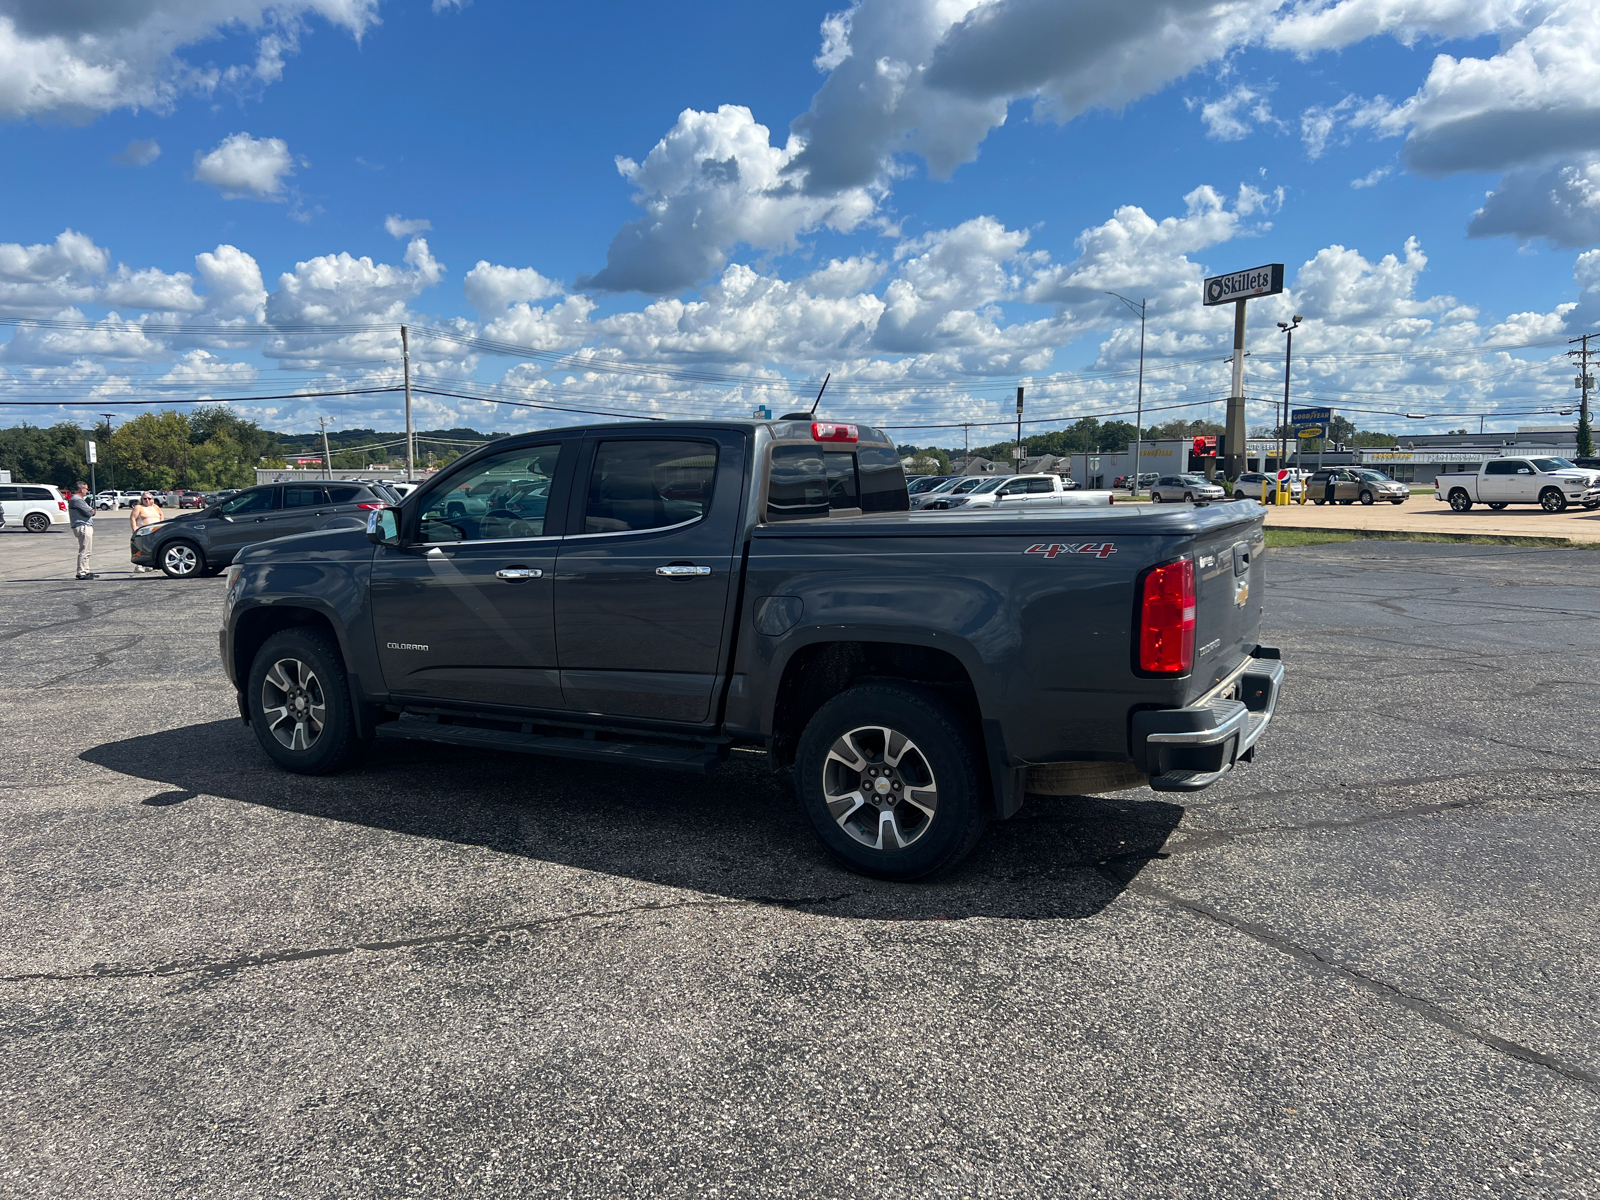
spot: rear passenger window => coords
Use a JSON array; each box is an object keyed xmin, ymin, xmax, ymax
[
  {"xmin": 0, "ymin": 487, "xmax": 17, "ymax": 502},
  {"xmin": 1485, "ymin": 461, "xmax": 1515, "ymax": 475},
  {"xmin": 23, "ymin": 487, "xmax": 53, "ymax": 500},
  {"xmin": 584, "ymin": 440, "xmax": 717, "ymax": 533},
  {"xmin": 1027, "ymin": 478, "xmax": 1053, "ymax": 494},
  {"xmin": 324, "ymin": 486, "xmax": 362, "ymax": 504},
  {"xmin": 282, "ymin": 486, "xmax": 325, "ymax": 508}
]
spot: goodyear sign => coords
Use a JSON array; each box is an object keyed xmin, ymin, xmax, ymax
[
  {"xmin": 1291, "ymin": 406, "xmax": 1332, "ymax": 438},
  {"xmin": 1204, "ymin": 263, "xmax": 1284, "ymax": 306}
]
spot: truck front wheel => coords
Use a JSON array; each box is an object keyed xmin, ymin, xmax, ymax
[
  {"xmin": 247, "ymin": 627, "xmax": 360, "ymax": 775},
  {"xmin": 1448, "ymin": 489, "xmax": 1473, "ymax": 512},
  {"xmin": 1541, "ymin": 488, "xmax": 1568, "ymax": 513},
  {"xmin": 795, "ymin": 683, "xmax": 986, "ymax": 881}
]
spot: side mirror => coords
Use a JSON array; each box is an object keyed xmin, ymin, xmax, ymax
[{"xmin": 366, "ymin": 506, "xmax": 400, "ymax": 546}]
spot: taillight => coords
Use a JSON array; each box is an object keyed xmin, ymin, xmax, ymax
[
  {"xmin": 1138, "ymin": 557, "xmax": 1196, "ymax": 674},
  {"xmin": 812, "ymin": 422, "xmax": 858, "ymax": 443},
  {"xmin": 58, "ymin": 501, "xmax": 67, "ymax": 511},
  {"xmin": 357, "ymin": 502, "xmax": 385, "ymax": 510}
]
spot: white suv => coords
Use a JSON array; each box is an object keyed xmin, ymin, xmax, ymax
[{"xmin": 0, "ymin": 483, "xmax": 69, "ymax": 532}]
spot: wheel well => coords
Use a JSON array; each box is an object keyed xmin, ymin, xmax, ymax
[
  {"xmin": 769, "ymin": 641, "xmax": 980, "ymax": 768},
  {"xmin": 234, "ymin": 606, "xmax": 341, "ymax": 687},
  {"xmin": 1448, "ymin": 486, "xmax": 1469, "ymax": 495}
]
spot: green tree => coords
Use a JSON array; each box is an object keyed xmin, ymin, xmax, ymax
[
  {"xmin": 1577, "ymin": 409, "xmax": 1594, "ymax": 458},
  {"xmin": 0, "ymin": 422, "xmax": 91, "ymax": 489}
]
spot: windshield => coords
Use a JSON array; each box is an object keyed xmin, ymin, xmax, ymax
[
  {"xmin": 951, "ymin": 478, "xmax": 986, "ymax": 494},
  {"xmin": 1532, "ymin": 457, "xmax": 1575, "ymax": 471},
  {"xmin": 1355, "ymin": 470, "xmax": 1391, "ymax": 481},
  {"xmin": 974, "ymin": 478, "xmax": 1007, "ymax": 493},
  {"xmin": 1178, "ymin": 474, "xmax": 1208, "ymax": 485},
  {"xmin": 928, "ymin": 477, "xmax": 963, "ymax": 493}
]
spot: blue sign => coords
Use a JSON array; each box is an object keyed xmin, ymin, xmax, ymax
[{"xmin": 1290, "ymin": 406, "xmax": 1331, "ymax": 425}]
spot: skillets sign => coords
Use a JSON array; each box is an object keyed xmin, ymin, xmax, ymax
[{"xmin": 1203, "ymin": 264, "xmax": 1284, "ymax": 306}]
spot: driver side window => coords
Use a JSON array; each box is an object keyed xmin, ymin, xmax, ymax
[{"xmin": 418, "ymin": 444, "xmax": 562, "ymax": 543}]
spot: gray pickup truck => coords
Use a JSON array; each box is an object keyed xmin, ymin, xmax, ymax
[{"xmin": 220, "ymin": 418, "xmax": 1283, "ymax": 879}]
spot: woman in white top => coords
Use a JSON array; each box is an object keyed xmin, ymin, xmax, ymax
[{"xmin": 129, "ymin": 492, "xmax": 164, "ymax": 573}]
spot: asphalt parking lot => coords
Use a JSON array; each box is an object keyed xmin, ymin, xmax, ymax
[{"xmin": 2, "ymin": 526, "xmax": 1598, "ymax": 1199}]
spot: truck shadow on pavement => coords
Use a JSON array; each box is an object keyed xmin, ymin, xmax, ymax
[{"xmin": 82, "ymin": 719, "xmax": 1184, "ymax": 922}]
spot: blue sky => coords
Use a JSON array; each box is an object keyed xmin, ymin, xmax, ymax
[{"xmin": 2, "ymin": 0, "xmax": 1598, "ymax": 443}]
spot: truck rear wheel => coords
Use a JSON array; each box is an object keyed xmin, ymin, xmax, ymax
[
  {"xmin": 247, "ymin": 627, "xmax": 360, "ymax": 775},
  {"xmin": 795, "ymin": 683, "xmax": 986, "ymax": 881},
  {"xmin": 1448, "ymin": 489, "xmax": 1473, "ymax": 512},
  {"xmin": 1540, "ymin": 488, "xmax": 1568, "ymax": 513}
]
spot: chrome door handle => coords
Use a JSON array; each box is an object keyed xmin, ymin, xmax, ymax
[
  {"xmin": 495, "ymin": 567, "xmax": 543, "ymax": 580},
  {"xmin": 656, "ymin": 565, "xmax": 711, "ymax": 577}
]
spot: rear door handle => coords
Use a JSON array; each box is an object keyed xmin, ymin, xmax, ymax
[
  {"xmin": 656, "ymin": 565, "xmax": 711, "ymax": 577},
  {"xmin": 495, "ymin": 567, "xmax": 543, "ymax": 580}
]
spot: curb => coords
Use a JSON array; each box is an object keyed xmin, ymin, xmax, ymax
[{"xmin": 1266, "ymin": 525, "xmax": 1594, "ymax": 549}]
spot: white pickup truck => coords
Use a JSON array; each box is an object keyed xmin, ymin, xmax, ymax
[
  {"xmin": 1435, "ymin": 456, "xmax": 1600, "ymax": 513},
  {"xmin": 920, "ymin": 473, "xmax": 1112, "ymax": 511}
]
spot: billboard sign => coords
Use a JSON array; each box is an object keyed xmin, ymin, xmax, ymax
[
  {"xmin": 1203, "ymin": 263, "xmax": 1284, "ymax": 306},
  {"xmin": 1290, "ymin": 407, "xmax": 1331, "ymax": 424}
]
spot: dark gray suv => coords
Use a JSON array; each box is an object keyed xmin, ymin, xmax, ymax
[{"xmin": 131, "ymin": 482, "xmax": 394, "ymax": 578}]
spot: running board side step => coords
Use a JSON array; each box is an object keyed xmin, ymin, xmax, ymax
[{"xmin": 375, "ymin": 714, "xmax": 722, "ymax": 773}]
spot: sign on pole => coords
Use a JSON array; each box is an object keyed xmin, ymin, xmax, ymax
[
  {"xmin": 85, "ymin": 439, "xmax": 97, "ymax": 464},
  {"xmin": 1203, "ymin": 264, "xmax": 1284, "ymax": 307}
]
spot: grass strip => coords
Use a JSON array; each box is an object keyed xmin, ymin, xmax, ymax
[{"xmin": 1265, "ymin": 527, "xmax": 1590, "ymax": 549}]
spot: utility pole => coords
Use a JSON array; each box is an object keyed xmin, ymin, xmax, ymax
[
  {"xmin": 1015, "ymin": 386, "xmax": 1024, "ymax": 471},
  {"xmin": 1277, "ymin": 314, "xmax": 1301, "ymax": 473},
  {"xmin": 401, "ymin": 324, "xmax": 415, "ymax": 482},
  {"xmin": 319, "ymin": 416, "xmax": 333, "ymax": 481},
  {"xmin": 1570, "ymin": 333, "xmax": 1594, "ymax": 458},
  {"xmin": 1107, "ymin": 293, "xmax": 1147, "ymax": 495}
]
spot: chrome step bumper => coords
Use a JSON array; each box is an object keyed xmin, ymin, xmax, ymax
[{"xmin": 1132, "ymin": 653, "xmax": 1285, "ymax": 793}]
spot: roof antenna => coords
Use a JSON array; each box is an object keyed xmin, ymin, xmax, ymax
[
  {"xmin": 780, "ymin": 372, "xmax": 830, "ymax": 421},
  {"xmin": 809, "ymin": 372, "xmax": 831, "ymax": 416}
]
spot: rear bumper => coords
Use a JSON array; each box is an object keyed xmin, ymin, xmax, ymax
[{"xmin": 1131, "ymin": 651, "xmax": 1285, "ymax": 792}]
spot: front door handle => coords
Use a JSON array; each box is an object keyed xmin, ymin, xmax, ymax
[
  {"xmin": 495, "ymin": 567, "xmax": 544, "ymax": 580},
  {"xmin": 656, "ymin": 565, "xmax": 711, "ymax": 577}
]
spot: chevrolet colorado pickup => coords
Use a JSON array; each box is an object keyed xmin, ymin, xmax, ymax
[{"xmin": 220, "ymin": 418, "xmax": 1284, "ymax": 879}]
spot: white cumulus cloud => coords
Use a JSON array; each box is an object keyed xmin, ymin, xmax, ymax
[
  {"xmin": 463, "ymin": 261, "xmax": 564, "ymax": 314},
  {"xmin": 194, "ymin": 133, "xmax": 297, "ymax": 200},
  {"xmin": 578, "ymin": 105, "xmax": 879, "ymax": 294},
  {"xmin": 0, "ymin": 0, "xmax": 379, "ymax": 119}
]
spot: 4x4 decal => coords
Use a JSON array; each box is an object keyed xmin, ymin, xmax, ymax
[{"xmin": 1025, "ymin": 542, "xmax": 1118, "ymax": 559}]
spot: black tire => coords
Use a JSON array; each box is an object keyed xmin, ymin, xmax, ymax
[
  {"xmin": 1449, "ymin": 489, "xmax": 1473, "ymax": 512},
  {"xmin": 159, "ymin": 539, "xmax": 204, "ymax": 578},
  {"xmin": 1234, "ymin": 490, "xmax": 1246, "ymax": 501},
  {"xmin": 1313, "ymin": 499, "xmax": 1326, "ymax": 506},
  {"xmin": 23, "ymin": 512, "xmax": 50, "ymax": 533},
  {"xmin": 1540, "ymin": 488, "xmax": 1567, "ymax": 513},
  {"xmin": 1150, "ymin": 491, "xmax": 1162, "ymax": 504},
  {"xmin": 1488, "ymin": 502, "xmax": 1508, "ymax": 510},
  {"xmin": 1338, "ymin": 499, "xmax": 1352, "ymax": 505},
  {"xmin": 1359, "ymin": 490, "xmax": 1375, "ymax": 505},
  {"xmin": 795, "ymin": 683, "xmax": 987, "ymax": 881},
  {"xmin": 247, "ymin": 627, "xmax": 359, "ymax": 775},
  {"xmin": 1584, "ymin": 501, "xmax": 1600, "ymax": 511},
  {"xmin": 1183, "ymin": 491, "xmax": 1194, "ymax": 503}
]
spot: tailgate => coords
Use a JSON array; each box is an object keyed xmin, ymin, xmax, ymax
[{"xmin": 1187, "ymin": 511, "xmax": 1265, "ymax": 698}]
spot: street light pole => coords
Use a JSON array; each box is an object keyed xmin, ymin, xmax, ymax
[
  {"xmin": 1107, "ymin": 292, "xmax": 1147, "ymax": 495},
  {"xmin": 1277, "ymin": 314, "xmax": 1301, "ymax": 473}
]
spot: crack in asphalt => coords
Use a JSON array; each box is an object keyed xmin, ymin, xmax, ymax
[
  {"xmin": 0, "ymin": 893, "xmax": 860, "ymax": 984},
  {"xmin": 1124, "ymin": 877, "xmax": 1600, "ymax": 1093}
]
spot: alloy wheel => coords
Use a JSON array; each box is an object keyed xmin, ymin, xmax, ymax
[
  {"xmin": 23, "ymin": 513, "xmax": 49, "ymax": 532},
  {"xmin": 163, "ymin": 543, "xmax": 198, "ymax": 576},
  {"xmin": 260, "ymin": 657, "xmax": 327, "ymax": 751},
  {"xmin": 821, "ymin": 725, "xmax": 939, "ymax": 850}
]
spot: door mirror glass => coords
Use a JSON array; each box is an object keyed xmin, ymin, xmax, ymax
[{"xmin": 366, "ymin": 507, "xmax": 400, "ymax": 546}]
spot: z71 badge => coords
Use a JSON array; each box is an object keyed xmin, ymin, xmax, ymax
[{"xmin": 1025, "ymin": 542, "xmax": 1118, "ymax": 559}]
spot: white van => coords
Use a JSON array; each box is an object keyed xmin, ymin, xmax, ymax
[{"xmin": 0, "ymin": 484, "xmax": 69, "ymax": 532}]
